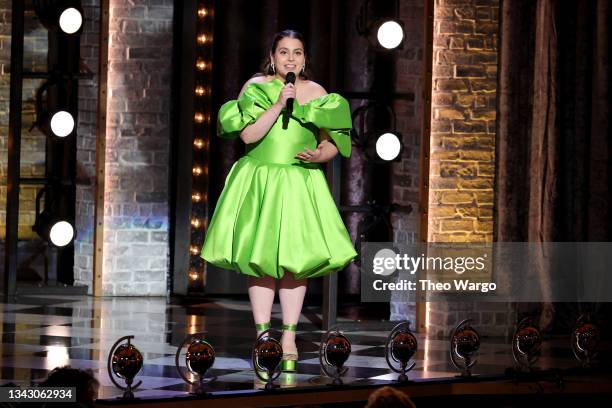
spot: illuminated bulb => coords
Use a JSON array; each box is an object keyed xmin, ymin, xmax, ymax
[
  {"xmin": 189, "ymin": 271, "xmax": 199, "ymax": 281},
  {"xmin": 49, "ymin": 221, "xmax": 75, "ymax": 247},
  {"xmin": 196, "ymin": 59, "xmax": 207, "ymax": 71},
  {"xmin": 197, "ymin": 8, "xmax": 208, "ymax": 18},
  {"xmin": 50, "ymin": 111, "xmax": 75, "ymax": 137},
  {"xmin": 193, "ymin": 138, "xmax": 204, "ymax": 149},
  {"xmin": 192, "ymin": 192, "xmax": 202, "ymax": 202},
  {"xmin": 194, "ymin": 113, "xmax": 204, "ymax": 123},
  {"xmin": 59, "ymin": 7, "xmax": 83, "ymax": 34},
  {"xmin": 190, "ymin": 245, "xmax": 199, "ymax": 255},
  {"xmin": 197, "ymin": 34, "xmax": 208, "ymax": 44},
  {"xmin": 193, "ymin": 166, "xmax": 203, "ymax": 176},
  {"xmin": 376, "ymin": 132, "xmax": 402, "ymax": 161},
  {"xmin": 191, "ymin": 218, "xmax": 201, "ymax": 228},
  {"xmin": 377, "ymin": 21, "xmax": 404, "ymax": 49},
  {"xmin": 195, "ymin": 86, "xmax": 205, "ymax": 96}
]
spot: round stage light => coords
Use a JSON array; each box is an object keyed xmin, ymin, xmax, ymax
[
  {"xmin": 59, "ymin": 7, "xmax": 83, "ymax": 34},
  {"xmin": 376, "ymin": 132, "xmax": 402, "ymax": 161},
  {"xmin": 49, "ymin": 221, "xmax": 75, "ymax": 247},
  {"xmin": 377, "ymin": 21, "xmax": 404, "ymax": 49},
  {"xmin": 50, "ymin": 111, "xmax": 75, "ymax": 137}
]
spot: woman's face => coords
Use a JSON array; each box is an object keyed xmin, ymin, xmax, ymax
[{"xmin": 270, "ymin": 37, "xmax": 305, "ymax": 78}]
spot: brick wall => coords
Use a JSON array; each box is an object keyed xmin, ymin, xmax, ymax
[
  {"xmin": 427, "ymin": 0, "xmax": 513, "ymax": 338},
  {"xmin": 429, "ymin": 0, "xmax": 497, "ymax": 244},
  {"xmin": 103, "ymin": 0, "xmax": 173, "ymax": 296},
  {"xmin": 73, "ymin": 0, "xmax": 101, "ymax": 291},
  {"xmin": 390, "ymin": 0, "xmax": 424, "ymax": 322}
]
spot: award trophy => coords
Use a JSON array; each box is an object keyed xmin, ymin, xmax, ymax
[
  {"xmin": 107, "ymin": 336, "xmax": 143, "ymax": 399},
  {"xmin": 450, "ymin": 319, "xmax": 480, "ymax": 377},
  {"xmin": 512, "ymin": 317, "xmax": 542, "ymax": 372},
  {"xmin": 384, "ymin": 321, "xmax": 417, "ymax": 382},
  {"xmin": 571, "ymin": 314, "xmax": 600, "ymax": 368},
  {"xmin": 175, "ymin": 333, "xmax": 216, "ymax": 394},
  {"xmin": 319, "ymin": 329, "xmax": 351, "ymax": 385},
  {"xmin": 252, "ymin": 329, "xmax": 283, "ymax": 390}
]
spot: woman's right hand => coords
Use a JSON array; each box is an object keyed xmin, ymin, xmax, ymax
[{"xmin": 274, "ymin": 83, "xmax": 297, "ymax": 109}]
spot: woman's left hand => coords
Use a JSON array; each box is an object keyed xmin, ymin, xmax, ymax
[{"xmin": 295, "ymin": 146, "xmax": 323, "ymax": 162}]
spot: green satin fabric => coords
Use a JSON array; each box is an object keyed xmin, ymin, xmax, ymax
[{"xmin": 201, "ymin": 79, "xmax": 357, "ymax": 279}]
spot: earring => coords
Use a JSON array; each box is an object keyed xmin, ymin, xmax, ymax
[
  {"xmin": 271, "ymin": 62, "xmax": 275, "ymax": 74},
  {"xmin": 301, "ymin": 65, "xmax": 305, "ymax": 76}
]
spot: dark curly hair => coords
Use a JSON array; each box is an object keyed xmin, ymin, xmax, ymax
[{"xmin": 40, "ymin": 366, "xmax": 99, "ymax": 405}]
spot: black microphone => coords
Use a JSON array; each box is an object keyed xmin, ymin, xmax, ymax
[
  {"xmin": 282, "ymin": 72, "xmax": 296, "ymax": 130},
  {"xmin": 285, "ymin": 71, "xmax": 296, "ymax": 115}
]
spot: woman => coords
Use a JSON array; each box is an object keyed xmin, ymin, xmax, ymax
[{"xmin": 200, "ymin": 30, "xmax": 357, "ymax": 373}]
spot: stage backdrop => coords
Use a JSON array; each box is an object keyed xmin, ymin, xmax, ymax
[{"xmin": 205, "ymin": 0, "xmax": 422, "ymax": 304}]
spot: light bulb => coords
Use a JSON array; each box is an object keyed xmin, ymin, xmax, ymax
[
  {"xmin": 50, "ymin": 111, "xmax": 75, "ymax": 137},
  {"xmin": 59, "ymin": 7, "xmax": 83, "ymax": 34},
  {"xmin": 376, "ymin": 132, "xmax": 402, "ymax": 161},
  {"xmin": 377, "ymin": 21, "xmax": 404, "ymax": 49},
  {"xmin": 49, "ymin": 221, "xmax": 75, "ymax": 247},
  {"xmin": 196, "ymin": 60, "xmax": 207, "ymax": 71}
]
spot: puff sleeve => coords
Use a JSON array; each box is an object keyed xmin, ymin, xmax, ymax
[
  {"xmin": 293, "ymin": 93, "xmax": 353, "ymax": 157},
  {"xmin": 217, "ymin": 84, "xmax": 274, "ymax": 140}
]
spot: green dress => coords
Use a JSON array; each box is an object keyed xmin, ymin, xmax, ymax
[{"xmin": 200, "ymin": 78, "xmax": 357, "ymax": 279}]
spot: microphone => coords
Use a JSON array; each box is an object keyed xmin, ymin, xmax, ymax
[
  {"xmin": 285, "ymin": 71, "xmax": 296, "ymax": 115},
  {"xmin": 282, "ymin": 72, "xmax": 296, "ymax": 130}
]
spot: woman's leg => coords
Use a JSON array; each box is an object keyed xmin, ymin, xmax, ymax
[
  {"xmin": 247, "ymin": 275, "xmax": 276, "ymax": 336},
  {"xmin": 279, "ymin": 272, "xmax": 307, "ymax": 353}
]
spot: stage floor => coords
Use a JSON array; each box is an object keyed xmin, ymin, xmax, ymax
[{"xmin": 0, "ymin": 294, "xmax": 596, "ymax": 400}]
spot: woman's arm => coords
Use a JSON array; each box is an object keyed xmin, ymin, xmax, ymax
[
  {"xmin": 240, "ymin": 103, "xmax": 283, "ymax": 144},
  {"xmin": 316, "ymin": 130, "xmax": 339, "ymax": 162},
  {"xmin": 294, "ymin": 129, "xmax": 339, "ymax": 163},
  {"xmin": 239, "ymin": 80, "xmax": 295, "ymax": 144}
]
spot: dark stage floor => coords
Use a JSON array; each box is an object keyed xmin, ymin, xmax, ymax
[{"xmin": 0, "ymin": 294, "xmax": 609, "ymax": 403}]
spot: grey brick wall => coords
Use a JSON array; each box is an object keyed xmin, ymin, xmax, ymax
[
  {"xmin": 103, "ymin": 0, "xmax": 173, "ymax": 296},
  {"xmin": 74, "ymin": 0, "xmax": 101, "ymax": 292}
]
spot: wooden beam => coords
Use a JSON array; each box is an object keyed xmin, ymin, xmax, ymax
[
  {"xmin": 93, "ymin": 0, "xmax": 110, "ymax": 297},
  {"xmin": 3, "ymin": 0, "xmax": 25, "ymax": 297},
  {"xmin": 416, "ymin": 0, "xmax": 435, "ymax": 333}
]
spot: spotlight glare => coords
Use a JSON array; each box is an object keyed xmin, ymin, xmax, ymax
[
  {"xmin": 49, "ymin": 221, "xmax": 75, "ymax": 247},
  {"xmin": 376, "ymin": 133, "xmax": 402, "ymax": 161},
  {"xmin": 59, "ymin": 7, "xmax": 83, "ymax": 34},
  {"xmin": 50, "ymin": 111, "xmax": 75, "ymax": 137},
  {"xmin": 377, "ymin": 21, "xmax": 404, "ymax": 49}
]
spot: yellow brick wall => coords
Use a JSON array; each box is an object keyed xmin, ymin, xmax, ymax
[{"xmin": 428, "ymin": 0, "xmax": 498, "ymax": 244}]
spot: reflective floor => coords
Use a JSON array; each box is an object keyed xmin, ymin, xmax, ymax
[{"xmin": 0, "ymin": 295, "xmax": 598, "ymax": 400}]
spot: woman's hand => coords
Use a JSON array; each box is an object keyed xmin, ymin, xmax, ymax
[
  {"xmin": 274, "ymin": 83, "xmax": 297, "ymax": 109},
  {"xmin": 295, "ymin": 145, "xmax": 323, "ymax": 162}
]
